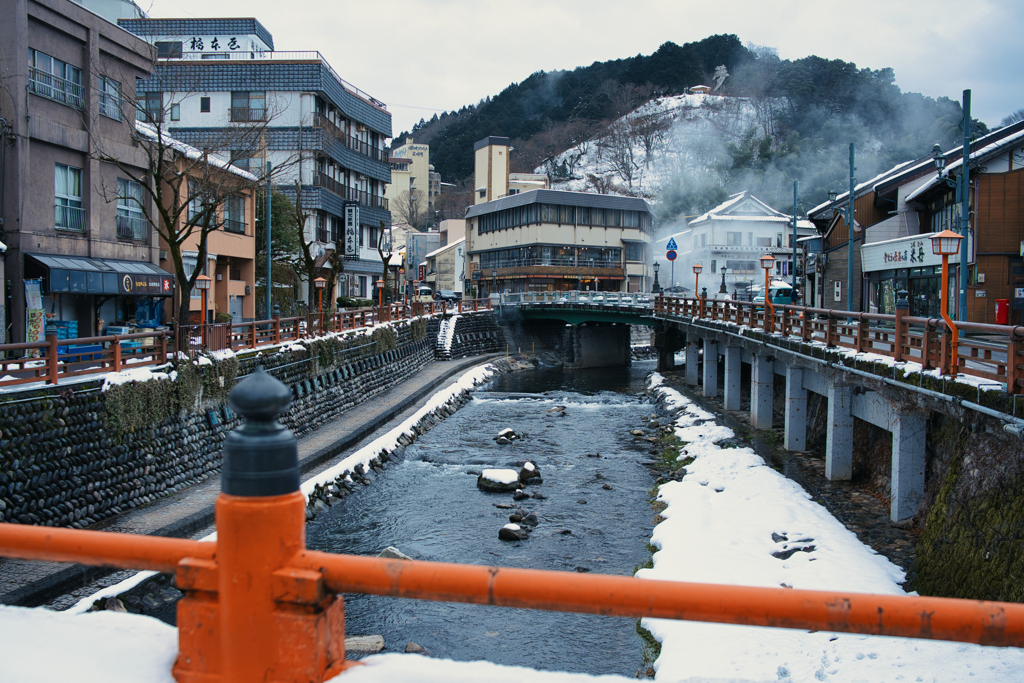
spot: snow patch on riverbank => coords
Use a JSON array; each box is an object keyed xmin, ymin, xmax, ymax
[{"xmin": 640, "ymin": 372, "xmax": 1024, "ymax": 681}]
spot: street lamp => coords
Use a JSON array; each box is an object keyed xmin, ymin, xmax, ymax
[
  {"xmin": 195, "ymin": 274, "xmax": 212, "ymax": 348},
  {"xmin": 652, "ymin": 261, "xmax": 661, "ymax": 294},
  {"xmin": 931, "ymin": 229, "xmax": 964, "ymax": 378},
  {"xmin": 933, "ymin": 94, "xmax": 972, "ymax": 323},
  {"xmin": 692, "ymin": 263, "xmax": 702, "ymax": 298},
  {"xmin": 376, "ymin": 278, "xmax": 385, "ymax": 319},
  {"xmin": 314, "ymin": 277, "xmax": 326, "ymax": 333},
  {"xmin": 492, "ymin": 269, "xmax": 498, "ymax": 297},
  {"xmin": 719, "ymin": 266, "xmax": 728, "ymax": 294},
  {"xmin": 760, "ymin": 254, "xmax": 776, "ymax": 333}
]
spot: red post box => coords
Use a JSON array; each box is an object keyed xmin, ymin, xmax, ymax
[{"xmin": 996, "ymin": 299, "xmax": 1010, "ymax": 325}]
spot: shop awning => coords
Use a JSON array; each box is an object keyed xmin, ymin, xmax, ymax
[{"xmin": 25, "ymin": 253, "xmax": 175, "ymax": 297}]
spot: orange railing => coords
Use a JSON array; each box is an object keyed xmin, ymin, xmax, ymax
[
  {"xmin": 0, "ymin": 300, "xmax": 493, "ymax": 386},
  {"xmin": 0, "ymin": 331, "xmax": 168, "ymax": 387},
  {"xmin": 2, "ymin": 368, "xmax": 1023, "ymax": 682},
  {"xmin": 656, "ymin": 295, "xmax": 1024, "ymax": 394}
]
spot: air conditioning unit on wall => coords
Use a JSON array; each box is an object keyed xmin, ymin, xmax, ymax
[{"xmin": 159, "ymin": 250, "xmax": 167, "ymax": 260}]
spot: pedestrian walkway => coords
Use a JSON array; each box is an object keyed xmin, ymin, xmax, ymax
[{"xmin": 0, "ymin": 353, "xmax": 502, "ymax": 607}]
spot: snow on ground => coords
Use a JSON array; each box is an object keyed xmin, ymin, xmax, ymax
[
  {"xmin": 481, "ymin": 468, "xmax": 519, "ymax": 485},
  {"xmin": 438, "ymin": 314, "xmax": 460, "ymax": 353},
  {"xmin": 638, "ymin": 374, "xmax": 1024, "ymax": 682}
]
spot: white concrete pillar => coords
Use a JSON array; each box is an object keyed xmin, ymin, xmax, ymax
[
  {"xmin": 825, "ymin": 384, "xmax": 854, "ymax": 480},
  {"xmin": 784, "ymin": 367, "xmax": 807, "ymax": 451},
  {"xmin": 723, "ymin": 346, "xmax": 742, "ymax": 411},
  {"xmin": 751, "ymin": 355, "xmax": 773, "ymax": 429},
  {"xmin": 702, "ymin": 339, "xmax": 719, "ymax": 397},
  {"xmin": 891, "ymin": 413, "xmax": 927, "ymax": 522},
  {"xmin": 685, "ymin": 339, "xmax": 699, "ymax": 386}
]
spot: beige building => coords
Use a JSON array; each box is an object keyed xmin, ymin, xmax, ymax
[
  {"xmin": 465, "ymin": 137, "xmax": 654, "ymax": 295},
  {"xmin": 424, "ymin": 238, "xmax": 465, "ymax": 294},
  {"xmin": 387, "ymin": 139, "xmax": 438, "ymax": 227}
]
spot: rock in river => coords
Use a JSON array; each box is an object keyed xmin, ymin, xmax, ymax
[
  {"xmin": 477, "ymin": 469, "xmax": 522, "ymax": 492},
  {"xmin": 499, "ymin": 523, "xmax": 529, "ymax": 541}
]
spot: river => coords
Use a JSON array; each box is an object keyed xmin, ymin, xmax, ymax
[{"xmin": 306, "ymin": 359, "xmax": 662, "ymax": 676}]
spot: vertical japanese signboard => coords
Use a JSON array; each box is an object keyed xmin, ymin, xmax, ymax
[{"xmin": 344, "ymin": 205, "xmax": 359, "ymax": 256}]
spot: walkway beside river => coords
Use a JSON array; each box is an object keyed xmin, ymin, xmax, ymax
[{"xmin": 0, "ymin": 353, "xmax": 501, "ymax": 608}]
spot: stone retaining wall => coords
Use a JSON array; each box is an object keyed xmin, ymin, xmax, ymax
[{"xmin": 0, "ymin": 314, "xmax": 495, "ymax": 531}]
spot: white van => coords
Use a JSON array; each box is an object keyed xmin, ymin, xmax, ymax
[{"xmin": 414, "ymin": 286, "xmax": 434, "ymax": 303}]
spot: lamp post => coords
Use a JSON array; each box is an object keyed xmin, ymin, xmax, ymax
[
  {"xmin": 692, "ymin": 263, "xmax": 702, "ymax": 298},
  {"xmin": 719, "ymin": 266, "xmax": 728, "ymax": 295},
  {"xmin": 652, "ymin": 261, "xmax": 661, "ymax": 294},
  {"xmin": 760, "ymin": 254, "xmax": 775, "ymax": 333},
  {"xmin": 195, "ymin": 274, "xmax": 212, "ymax": 348},
  {"xmin": 492, "ymin": 269, "xmax": 497, "ymax": 297},
  {"xmin": 932, "ymin": 91, "xmax": 973, "ymax": 322},
  {"xmin": 314, "ymin": 277, "xmax": 326, "ymax": 333},
  {"xmin": 375, "ymin": 278, "xmax": 385, "ymax": 321},
  {"xmin": 931, "ymin": 229, "xmax": 965, "ymax": 377}
]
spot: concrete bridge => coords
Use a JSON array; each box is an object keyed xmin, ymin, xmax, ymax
[{"xmin": 495, "ymin": 291, "xmax": 1024, "ymax": 523}]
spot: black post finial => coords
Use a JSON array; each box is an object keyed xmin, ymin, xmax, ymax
[
  {"xmin": 896, "ymin": 289, "xmax": 909, "ymax": 310},
  {"xmin": 222, "ymin": 367, "xmax": 299, "ymax": 496}
]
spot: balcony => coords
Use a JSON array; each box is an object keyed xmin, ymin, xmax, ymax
[
  {"xmin": 29, "ymin": 68, "xmax": 84, "ymax": 109},
  {"xmin": 229, "ymin": 107, "xmax": 266, "ymax": 123},
  {"xmin": 55, "ymin": 205, "xmax": 86, "ymax": 233},
  {"xmin": 312, "ymin": 172, "xmax": 389, "ymax": 211},
  {"xmin": 312, "ymin": 114, "xmax": 389, "ymax": 163},
  {"xmin": 223, "ymin": 218, "xmax": 246, "ymax": 235},
  {"xmin": 117, "ymin": 214, "xmax": 148, "ymax": 240}
]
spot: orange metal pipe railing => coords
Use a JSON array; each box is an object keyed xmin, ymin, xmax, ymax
[{"xmin": 3, "ymin": 521, "xmax": 1024, "ymax": 649}]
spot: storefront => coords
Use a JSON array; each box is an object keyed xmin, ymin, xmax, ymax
[
  {"xmin": 23, "ymin": 253, "xmax": 175, "ymax": 341},
  {"xmin": 861, "ymin": 235, "xmax": 945, "ymax": 318}
]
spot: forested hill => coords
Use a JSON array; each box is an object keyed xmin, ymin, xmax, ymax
[{"xmin": 393, "ymin": 34, "xmax": 982, "ymax": 203}]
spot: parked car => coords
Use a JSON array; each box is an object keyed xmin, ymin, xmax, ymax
[
  {"xmin": 753, "ymin": 281, "xmax": 794, "ymax": 306},
  {"xmin": 414, "ymin": 286, "xmax": 434, "ymax": 303},
  {"xmin": 434, "ymin": 289, "xmax": 459, "ymax": 305}
]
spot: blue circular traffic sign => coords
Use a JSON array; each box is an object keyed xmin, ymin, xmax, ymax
[{"xmin": 666, "ymin": 250, "xmax": 677, "ymax": 261}]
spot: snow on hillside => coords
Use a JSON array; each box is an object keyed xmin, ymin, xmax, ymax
[{"xmin": 536, "ymin": 93, "xmax": 772, "ymax": 204}]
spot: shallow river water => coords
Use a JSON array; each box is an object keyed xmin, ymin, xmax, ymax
[{"xmin": 306, "ymin": 360, "xmax": 661, "ymax": 676}]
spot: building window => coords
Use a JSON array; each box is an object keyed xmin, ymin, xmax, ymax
[
  {"xmin": 727, "ymin": 231, "xmax": 742, "ymax": 246},
  {"xmin": 624, "ymin": 242, "xmax": 645, "ymax": 262},
  {"xmin": 116, "ymin": 178, "xmax": 147, "ymax": 240},
  {"xmin": 200, "ymin": 97, "xmax": 211, "ymax": 113},
  {"xmin": 316, "ymin": 213, "xmax": 328, "ymax": 242},
  {"xmin": 28, "ymin": 49, "xmax": 83, "ymax": 109},
  {"xmin": 54, "ymin": 164, "xmax": 85, "ymax": 232},
  {"xmin": 230, "ymin": 91, "xmax": 265, "ymax": 121},
  {"xmin": 183, "ymin": 254, "xmax": 201, "ymax": 299},
  {"xmin": 137, "ymin": 91, "xmax": 163, "ymax": 122},
  {"xmin": 700, "ymin": 233, "xmax": 706, "ymax": 248},
  {"xmin": 155, "ymin": 41, "xmax": 183, "ymax": 58},
  {"xmin": 99, "ymin": 77, "xmax": 121, "ymax": 120},
  {"xmin": 756, "ymin": 236, "xmax": 772, "ymax": 247},
  {"xmin": 224, "ymin": 196, "xmax": 246, "ymax": 234},
  {"xmin": 170, "ymin": 103, "xmax": 180, "ymax": 121},
  {"xmin": 358, "ymin": 276, "xmax": 368, "ymax": 298}
]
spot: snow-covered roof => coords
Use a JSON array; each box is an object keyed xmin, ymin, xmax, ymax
[
  {"xmin": 689, "ymin": 191, "xmax": 814, "ymax": 229},
  {"xmin": 424, "ymin": 237, "xmax": 465, "ymax": 260},
  {"xmin": 807, "ymin": 158, "xmax": 924, "ymax": 217},
  {"xmin": 134, "ymin": 121, "xmax": 258, "ymax": 182},
  {"xmin": 905, "ymin": 126, "xmax": 1024, "ymax": 203}
]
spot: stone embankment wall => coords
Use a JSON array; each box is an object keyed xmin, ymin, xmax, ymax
[
  {"xmin": 0, "ymin": 314, "xmax": 503, "ymax": 530},
  {"xmin": 436, "ymin": 313, "xmax": 508, "ymax": 360}
]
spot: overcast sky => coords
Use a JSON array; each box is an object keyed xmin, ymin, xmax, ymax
[{"xmin": 148, "ymin": 0, "xmax": 1023, "ymax": 138}]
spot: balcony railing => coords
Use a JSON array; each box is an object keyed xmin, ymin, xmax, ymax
[
  {"xmin": 28, "ymin": 68, "xmax": 84, "ymax": 109},
  {"xmin": 483, "ymin": 257, "xmax": 622, "ymax": 270},
  {"xmin": 223, "ymin": 218, "xmax": 246, "ymax": 234},
  {"xmin": 312, "ymin": 114, "xmax": 389, "ymax": 163},
  {"xmin": 55, "ymin": 205, "xmax": 86, "ymax": 233},
  {"xmin": 116, "ymin": 214, "xmax": 148, "ymax": 240},
  {"xmin": 99, "ymin": 93, "xmax": 121, "ymax": 120},
  {"xmin": 229, "ymin": 107, "xmax": 266, "ymax": 122},
  {"xmin": 312, "ymin": 172, "xmax": 389, "ymax": 211}
]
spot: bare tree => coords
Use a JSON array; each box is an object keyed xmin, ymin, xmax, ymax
[
  {"xmin": 391, "ymin": 188, "xmax": 429, "ymax": 229},
  {"xmin": 88, "ymin": 60, "xmax": 296, "ymax": 325},
  {"xmin": 376, "ymin": 221, "xmax": 395, "ymax": 301}
]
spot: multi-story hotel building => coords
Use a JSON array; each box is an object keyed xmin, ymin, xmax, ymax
[{"xmin": 465, "ymin": 137, "xmax": 654, "ymax": 294}]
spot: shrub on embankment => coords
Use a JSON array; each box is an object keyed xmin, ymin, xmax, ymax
[{"xmin": 0, "ymin": 315, "xmax": 475, "ymax": 529}]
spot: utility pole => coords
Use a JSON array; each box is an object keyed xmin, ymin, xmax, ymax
[
  {"xmin": 792, "ymin": 180, "xmax": 798, "ymax": 294},
  {"xmin": 958, "ymin": 90, "xmax": 971, "ymax": 321},
  {"xmin": 847, "ymin": 144, "xmax": 856, "ymax": 312},
  {"xmin": 265, "ymin": 161, "xmax": 272, "ymax": 319}
]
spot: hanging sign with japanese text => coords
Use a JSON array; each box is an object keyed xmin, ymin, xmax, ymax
[{"xmin": 344, "ymin": 205, "xmax": 359, "ymax": 256}]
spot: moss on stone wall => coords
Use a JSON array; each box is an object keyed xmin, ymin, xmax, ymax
[{"xmin": 912, "ymin": 417, "xmax": 1024, "ymax": 602}]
